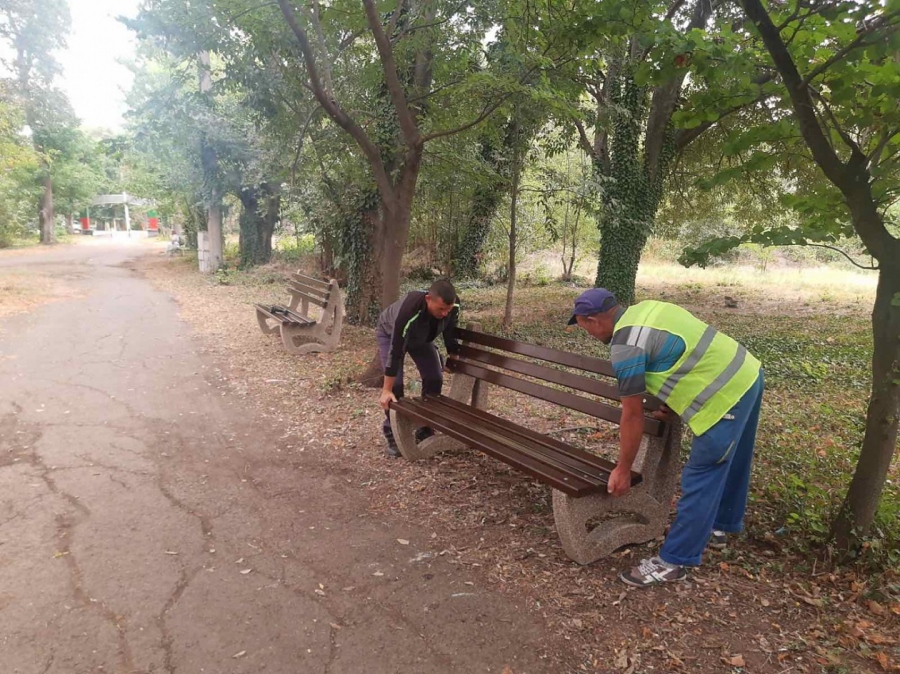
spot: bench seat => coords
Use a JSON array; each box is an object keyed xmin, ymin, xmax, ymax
[
  {"xmin": 389, "ymin": 324, "xmax": 683, "ymax": 564},
  {"xmin": 393, "ymin": 394, "xmax": 641, "ymax": 496},
  {"xmin": 255, "ymin": 273, "xmax": 343, "ymax": 354}
]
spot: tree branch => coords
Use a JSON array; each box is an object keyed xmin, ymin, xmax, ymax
[
  {"xmin": 393, "ymin": 0, "xmax": 469, "ymax": 39},
  {"xmin": 800, "ymin": 13, "xmax": 900, "ymax": 89},
  {"xmin": 421, "ymin": 64, "xmax": 540, "ymax": 143},
  {"xmin": 362, "ymin": 0, "xmax": 421, "ymax": 146},
  {"xmin": 664, "ymin": 0, "xmax": 688, "ymax": 21},
  {"xmin": 307, "ymin": 1, "xmax": 334, "ymax": 97},
  {"xmin": 386, "ymin": 0, "xmax": 405, "ymax": 39},
  {"xmin": 802, "ymin": 243, "xmax": 878, "ymax": 270},
  {"xmin": 277, "ymin": 0, "xmax": 393, "ymax": 199},
  {"xmin": 867, "ymin": 128, "xmax": 896, "ymax": 170},
  {"xmin": 290, "ymin": 106, "xmax": 320, "ymax": 187},
  {"xmin": 738, "ymin": 0, "xmax": 848, "ymax": 188},
  {"xmin": 809, "ymin": 85, "xmax": 862, "ymax": 155},
  {"xmin": 674, "ymin": 73, "xmax": 776, "ymax": 150},
  {"xmin": 645, "ymin": 0, "xmax": 717, "ymax": 183},
  {"xmin": 573, "ymin": 119, "xmax": 594, "ymax": 158}
]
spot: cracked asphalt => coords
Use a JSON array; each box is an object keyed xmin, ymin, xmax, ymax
[{"xmin": 0, "ymin": 240, "xmax": 556, "ymax": 674}]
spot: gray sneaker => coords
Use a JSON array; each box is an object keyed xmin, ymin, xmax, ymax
[
  {"xmin": 620, "ymin": 556, "xmax": 686, "ymax": 588},
  {"xmin": 708, "ymin": 530, "xmax": 727, "ymax": 550}
]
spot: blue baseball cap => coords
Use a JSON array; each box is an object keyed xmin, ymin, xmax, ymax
[{"xmin": 567, "ymin": 288, "xmax": 618, "ymax": 325}]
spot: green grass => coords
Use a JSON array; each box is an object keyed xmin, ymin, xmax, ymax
[{"xmin": 451, "ymin": 273, "xmax": 896, "ymax": 570}]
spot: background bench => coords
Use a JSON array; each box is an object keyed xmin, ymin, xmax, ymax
[
  {"xmin": 389, "ymin": 325, "xmax": 683, "ymax": 565},
  {"xmin": 255, "ymin": 273, "xmax": 343, "ymax": 354}
]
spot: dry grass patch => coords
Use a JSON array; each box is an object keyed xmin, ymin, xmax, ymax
[{"xmin": 0, "ymin": 270, "xmax": 80, "ymax": 318}]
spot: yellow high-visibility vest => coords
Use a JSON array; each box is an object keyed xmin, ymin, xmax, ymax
[{"xmin": 616, "ymin": 301, "xmax": 761, "ymax": 435}]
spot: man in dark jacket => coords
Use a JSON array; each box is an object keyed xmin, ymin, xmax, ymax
[{"xmin": 376, "ymin": 278, "xmax": 461, "ymax": 457}]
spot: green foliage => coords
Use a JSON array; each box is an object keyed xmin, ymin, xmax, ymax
[
  {"xmin": 274, "ymin": 234, "xmax": 317, "ymax": 264},
  {"xmin": 0, "ymin": 91, "xmax": 40, "ymax": 246}
]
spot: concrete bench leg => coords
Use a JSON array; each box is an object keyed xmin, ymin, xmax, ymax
[
  {"xmin": 389, "ymin": 322, "xmax": 486, "ymax": 460},
  {"xmin": 256, "ymin": 308, "xmax": 280, "ymax": 335},
  {"xmin": 552, "ymin": 420, "xmax": 682, "ymax": 564},
  {"xmin": 280, "ymin": 323, "xmax": 330, "ymax": 354},
  {"xmin": 389, "ymin": 373, "xmax": 481, "ymax": 460},
  {"xmin": 552, "ymin": 489, "xmax": 670, "ymax": 565}
]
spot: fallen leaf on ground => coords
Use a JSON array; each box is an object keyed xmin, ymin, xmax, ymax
[
  {"xmin": 232, "ymin": 650, "xmax": 246, "ymax": 659},
  {"xmin": 725, "ymin": 654, "xmax": 745, "ymax": 667},
  {"xmin": 397, "ymin": 538, "xmax": 410, "ymax": 545},
  {"xmin": 240, "ymin": 568, "xmax": 252, "ymax": 575},
  {"xmin": 868, "ymin": 600, "xmax": 887, "ymax": 616}
]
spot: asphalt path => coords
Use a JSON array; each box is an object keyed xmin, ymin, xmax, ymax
[{"xmin": 0, "ymin": 239, "xmax": 554, "ymax": 674}]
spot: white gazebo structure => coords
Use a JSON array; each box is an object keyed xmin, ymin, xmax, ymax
[{"xmin": 83, "ymin": 193, "xmax": 157, "ymax": 236}]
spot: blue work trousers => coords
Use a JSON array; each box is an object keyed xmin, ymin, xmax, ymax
[{"xmin": 660, "ymin": 370, "xmax": 765, "ymax": 567}]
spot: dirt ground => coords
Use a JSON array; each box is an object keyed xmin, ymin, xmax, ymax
[
  {"xmin": 0, "ymin": 239, "xmax": 562, "ymax": 674},
  {"xmin": 2, "ymin": 238, "xmax": 896, "ymax": 673},
  {"xmin": 133, "ymin": 245, "xmax": 899, "ymax": 674}
]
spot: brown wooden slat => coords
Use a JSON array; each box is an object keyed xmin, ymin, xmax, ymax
[
  {"xmin": 426, "ymin": 395, "xmax": 642, "ymax": 485},
  {"xmin": 423, "ymin": 395, "xmax": 643, "ymax": 487},
  {"xmin": 392, "ymin": 399, "xmax": 597, "ymax": 496},
  {"xmin": 421, "ymin": 400, "xmax": 611, "ymax": 483},
  {"xmin": 255, "ymin": 304, "xmax": 314, "ymax": 325},
  {"xmin": 458, "ymin": 344, "xmax": 622, "ymax": 401},
  {"xmin": 291, "ymin": 273, "xmax": 331, "ymax": 291},
  {"xmin": 287, "ymin": 280, "xmax": 330, "ymax": 305},
  {"xmin": 448, "ymin": 360, "xmax": 664, "ymax": 436},
  {"xmin": 287, "ymin": 287, "xmax": 329, "ymax": 309},
  {"xmin": 455, "ymin": 327, "xmax": 616, "ymax": 377}
]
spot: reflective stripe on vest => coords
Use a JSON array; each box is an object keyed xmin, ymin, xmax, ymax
[
  {"xmin": 658, "ymin": 324, "xmax": 717, "ymax": 398},
  {"xmin": 614, "ymin": 301, "xmax": 760, "ymax": 435}
]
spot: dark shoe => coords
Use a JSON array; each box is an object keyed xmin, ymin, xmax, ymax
[
  {"xmin": 619, "ymin": 556, "xmax": 687, "ymax": 588},
  {"xmin": 708, "ymin": 530, "xmax": 727, "ymax": 550},
  {"xmin": 383, "ymin": 427, "xmax": 401, "ymax": 458},
  {"xmin": 414, "ymin": 427, "xmax": 435, "ymax": 443}
]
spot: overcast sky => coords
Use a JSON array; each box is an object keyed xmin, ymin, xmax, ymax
[{"xmin": 61, "ymin": 0, "xmax": 141, "ymax": 132}]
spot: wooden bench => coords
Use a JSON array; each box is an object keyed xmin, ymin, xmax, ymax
[
  {"xmin": 388, "ymin": 326, "xmax": 683, "ymax": 565},
  {"xmin": 255, "ymin": 273, "xmax": 344, "ymax": 354}
]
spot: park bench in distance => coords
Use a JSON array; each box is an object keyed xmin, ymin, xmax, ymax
[
  {"xmin": 255, "ymin": 273, "xmax": 344, "ymax": 355},
  {"xmin": 389, "ymin": 325, "xmax": 683, "ymax": 565}
]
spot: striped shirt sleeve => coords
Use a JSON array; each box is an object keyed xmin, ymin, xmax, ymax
[
  {"xmin": 610, "ymin": 324, "xmax": 687, "ymax": 398},
  {"xmin": 610, "ymin": 341, "xmax": 648, "ymax": 397}
]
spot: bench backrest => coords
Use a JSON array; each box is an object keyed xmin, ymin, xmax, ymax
[
  {"xmin": 446, "ymin": 328, "xmax": 667, "ymax": 437},
  {"xmin": 288, "ymin": 273, "xmax": 333, "ymax": 309}
]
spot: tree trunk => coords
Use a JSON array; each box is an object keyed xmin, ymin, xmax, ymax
[
  {"xmin": 830, "ymin": 260, "xmax": 900, "ymax": 551},
  {"xmin": 39, "ymin": 173, "xmax": 54, "ymax": 245},
  {"xmin": 238, "ymin": 184, "xmax": 280, "ymax": 268},
  {"xmin": 262, "ymin": 186, "xmax": 279, "ymax": 261},
  {"xmin": 593, "ymin": 73, "xmax": 664, "ymax": 305},
  {"xmin": 341, "ymin": 191, "xmax": 383, "ymax": 326},
  {"xmin": 502, "ymin": 150, "xmax": 521, "ymax": 330},
  {"xmin": 456, "ymin": 182, "xmax": 503, "ymax": 278},
  {"xmin": 66, "ymin": 212, "xmax": 75, "ymax": 235},
  {"xmin": 198, "ymin": 50, "xmax": 224, "ymax": 271},
  {"xmin": 238, "ymin": 187, "xmax": 263, "ymax": 267},
  {"xmin": 596, "ymin": 205, "xmax": 651, "ymax": 305},
  {"xmin": 350, "ymin": 207, "xmax": 386, "ymax": 388}
]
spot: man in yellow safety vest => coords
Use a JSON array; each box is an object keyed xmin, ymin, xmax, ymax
[{"xmin": 569, "ymin": 288, "xmax": 764, "ymax": 587}]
